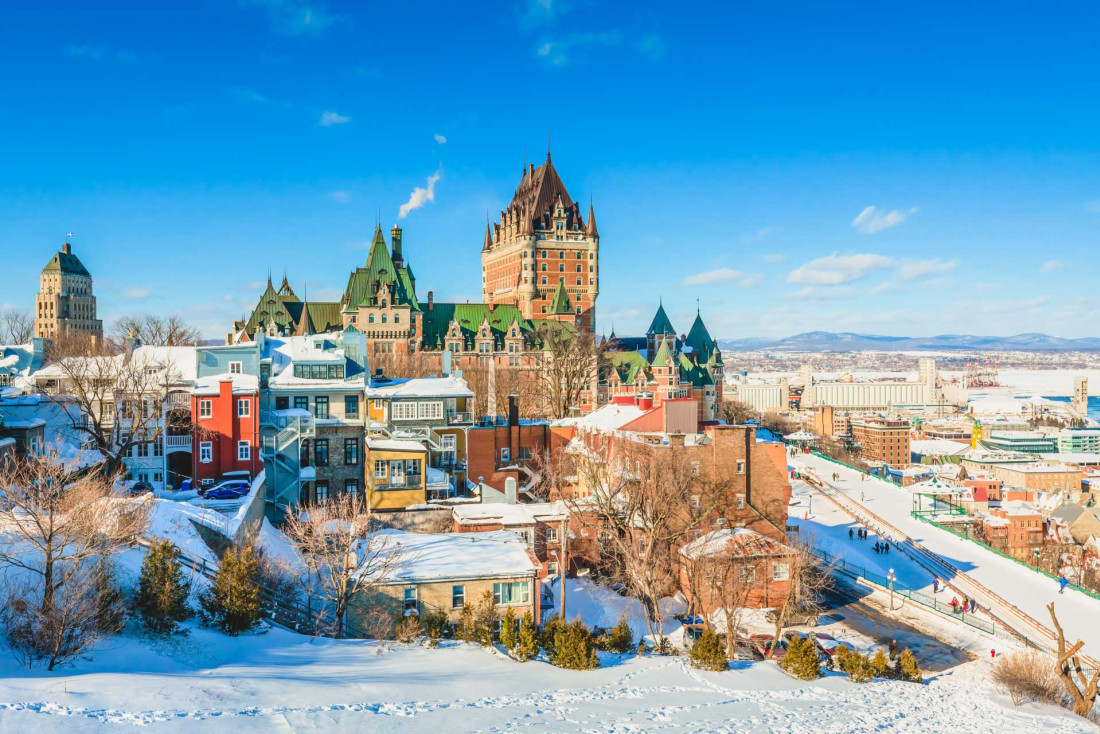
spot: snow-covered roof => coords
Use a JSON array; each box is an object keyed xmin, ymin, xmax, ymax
[
  {"xmin": 998, "ymin": 462, "xmax": 1079, "ymax": 474},
  {"xmin": 365, "ymin": 530, "xmax": 537, "ymax": 584},
  {"xmin": 31, "ymin": 346, "xmax": 197, "ymax": 385},
  {"xmin": 192, "ymin": 372, "xmax": 260, "ymax": 396},
  {"xmin": 564, "ymin": 402, "xmax": 647, "ymax": 432},
  {"xmin": 911, "ymin": 438, "xmax": 968, "ymax": 456},
  {"xmin": 1040, "ymin": 453, "xmax": 1100, "ymax": 465},
  {"xmin": 366, "ymin": 375, "xmax": 473, "ymax": 399},
  {"xmin": 452, "ymin": 501, "xmax": 567, "ymax": 527},
  {"xmin": 679, "ymin": 528, "xmax": 793, "ymax": 561},
  {"xmin": 366, "ymin": 438, "xmax": 426, "ymax": 452},
  {"xmin": 784, "ymin": 430, "xmax": 819, "ymax": 441},
  {"xmin": 906, "ymin": 477, "xmax": 965, "ymax": 494}
]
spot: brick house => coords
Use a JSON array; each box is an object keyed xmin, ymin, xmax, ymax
[
  {"xmin": 191, "ymin": 373, "xmax": 261, "ymax": 486},
  {"xmin": 678, "ymin": 529, "xmax": 794, "ymax": 613},
  {"xmin": 983, "ymin": 501, "xmax": 1044, "ymax": 557},
  {"xmin": 452, "ymin": 482, "xmax": 567, "ymax": 577}
]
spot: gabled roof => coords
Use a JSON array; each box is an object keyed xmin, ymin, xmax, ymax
[
  {"xmin": 341, "ymin": 226, "xmax": 420, "ymax": 312},
  {"xmin": 509, "ymin": 153, "xmax": 574, "ymax": 229},
  {"xmin": 420, "ymin": 303, "xmax": 531, "ymax": 350},
  {"xmin": 284, "ymin": 301, "xmax": 342, "ymax": 334},
  {"xmin": 647, "ymin": 304, "xmax": 676, "ymax": 336},
  {"xmin": 609, "ymin": 351, "xmax": 650, "ymax": 384},
  {"xmin": 652, "ymin": 338, "xmax": 674, "ymax": 365},
  {"xmin": 42, "ymin": 245, "xmax": 91, "ymax": 277},
  {"xmin": 293, "ymin": 300, "xmax": 316, "ymax": 336},
  {"xmin": 678, "ymin": 354, "xmax": 713, "ymax": 387},
  {"xmin": 548, "ymin": 281, "xmax": 573, "ymax": 315}
]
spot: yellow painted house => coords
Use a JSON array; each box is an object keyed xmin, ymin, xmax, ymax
[{"xmin": 366, "ymin": 438, "xmax": 427, "ymax": 511}]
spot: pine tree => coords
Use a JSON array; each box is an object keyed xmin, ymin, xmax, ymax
[
  {"xmin": 474, "ymin": 589, "xmax": 497, "ymax": 646},
  {"xmin": 540, "ymin": 615, "xmax": 567, "ymax": 656},
  {"xmin": 551, "ymin": 619, "xmax": 600, "ymax": 670},
  {"xmin": 135, "ymin": 540, "xmax": 191, "ymax": 635},
  {"xmin": 780, "ymin": 636, "xmax": 822, "ymax": 680},
  {"xmin": 896, "ymin": 648, "xmax": 922, "ymax": 683},
  {"xmin": 458, "ymin": 602, "xmax": 476, "ymax": 643},
  {"xmin": 513, "ymin": 613, "xmax": 539, "ymax": 662},
  {"xmin": 500, "ymin": 607, "xmax": 517, "ymax": 651},
  {"xmin": 848, "ymin": 653, "xmax": 874, "ymax": 683},
  {"xmin": 200, "ymin": 544, "xmax": 262, "ymax": 635},
  {"xmin": 603, "ymin": 616, "xmax": 634, "ymax": 654},
  {"xmin": 870, "ymin": 649, "xmax": 892, "ymax": 679},
  {"xmin": 689, "ymin": 629, "xmax": 728, "ymax": 672}
]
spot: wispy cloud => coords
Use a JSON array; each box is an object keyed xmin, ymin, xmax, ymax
[
  {"xmin": 896, "ymin": 258, "xmax": 955, "ymax": 280},
  {"xmin": 434, "ymin": 133, "xmax": 447, "ymax": 145},
  {"xmin": 740, "ymin": 227, "xmax": 772, "ymax": 245},
  {"xmin": 123, "ymin": 288, "xmax": 150, "ymax": 299},
  {"xmin": 791, "ymin": 286, "xmax": 858, "ymax": 300},
  {"xmin": 851, "ymin": 205, "xmax": 918, "ymax": 234},
  {"xmin": 330, "ymin": 190, "xmax": 351, "ymax": 203},
  {"xmin": 518, "ymin": 0, "xmax": 571, "ymax": 28},
  {"xmin": 240, "ymin": 0, "xmax": 344, "ymax": 36},
  {"xmin": 64, "ymin": 44, "xmax": 137, "ymax": 62},
  {"xmin": 537, "ymin": 30, "xmax": 621, "ymax": 66},
  {"xmin": 788, "ymin": 253, "xmax": 895, "ymax": 285},
  {"xmin": 399, "ymin": 168, "xmax": 443, "ymax": 218},
  {"xmin": 319, "ymin": 110, "xmax": 350, "ymax": 126},
  {"xmin": 1041, "ymin": 259, "xmax": 1063, "ymax": 272},
  {"xmin": 680, "ymin": 268, "xmax": 761, "ymax": 287},
  {"xmin": 762, "ymin": 252, "xmax": 786, "ymax": 263}
]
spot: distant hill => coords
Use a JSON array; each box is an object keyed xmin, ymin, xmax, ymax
[{"xmin": 717, "ymin": 331, "xmax": 1100, "ymax": 352}]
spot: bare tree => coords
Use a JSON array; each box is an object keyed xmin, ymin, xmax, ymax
[
  {"xmin": 1047, "ymin": 602, "xmax": 1100, "ymax": 718},
  {"xmin": 533, "ymin": 325, "xmax": 604, "ymax": 420},
  {"xmin": 111, "ymin": 314, "xmax": 201, "ymax": 347},
  {"xmin": 719, "ymin": 400, "xmax": 757, "ymax": 426},
  {"xmin": 684, "ymin": 546, "xmax": 767, "ymax": 661},
  {"xmin": 0, "ymin": 307, "xmax": 34, "ymax": 345},
  {"xmin": 44, "ymin": 335, "xmax": 191, "ymax": 480},
  {"xmin": 0, "ymin": 448, "xmax": 147, "ymax": 669},
  {"xmin": 571, "ymin": 440, "xmax": 709, "ymax": 648},
  {"xmin": 279, "ymin": 492, "xmax": 409, "ymax": 638},
  {"xmin": 765, "ymin": 532, "xmax": 833, "ymax": 660}
]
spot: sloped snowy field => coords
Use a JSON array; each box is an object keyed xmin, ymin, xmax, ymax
[{"xmin": 0, "ymin": 623, "xmax": 1090, "ymax": 733}]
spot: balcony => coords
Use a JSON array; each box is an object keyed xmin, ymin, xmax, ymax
[
  {"xmin": 165, "ymin": 435, "xmax": 191, "ymax": 452},
  {"xmin": 373, "ymin": 475, "xmax": 423, "ymax": 491},
  {"xmin": 446, "ymin": 412, "xmax": 473, "ymax": 425}
]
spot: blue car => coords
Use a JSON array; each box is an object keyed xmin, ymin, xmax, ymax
[{"xmin": 200, "ymin": 479, "xmax": 251, "ymax": 499}]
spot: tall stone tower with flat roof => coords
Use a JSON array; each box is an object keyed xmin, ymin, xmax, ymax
[{"xmin": 34, "ymin": 240, "xmax": 103, "ymax": 343}]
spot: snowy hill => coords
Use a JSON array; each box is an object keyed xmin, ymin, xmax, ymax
[{"xmin": 719, "ymin": 332, "xmax": 1100, "ymax": 352}]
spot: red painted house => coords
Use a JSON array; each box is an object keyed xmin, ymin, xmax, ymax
[{"xmin": 190, "ymin": 373, "xmax": 261, "ymax": 486}]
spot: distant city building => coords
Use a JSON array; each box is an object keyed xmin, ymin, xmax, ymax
[
  {"xmin": 1073, "ymin": 376, "xmax": 1089, "ymax": 417},
  {"xmin": 982, "ymin": 430, "xmax": 1058, "ymax": 455},
  {"xmin": 799, "ymin": 358, "xmax": 966, "ymax": 411},
  {"xmin": 850, "ymin": 416, "xmax": 911, "ymax": 467},
  {"xmin": 34, "ymin": 241, "xmax": 102, "ymax": 343},
  {"xmin": 1059, "ymin": 428, "xmax": 1100, "ymax": 454}
]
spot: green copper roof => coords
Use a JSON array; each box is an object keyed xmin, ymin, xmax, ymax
[
  {"xmin": 652, "ymin": 337, "xmax": 674, "ymax": 365},
  {"xmin": 548, "ymin": 281, "xmax": 573, "ymax": 315},
  {"xmin": 646, "ymin": 303, "xmax": 676, "ymax": 336},
  {"xmin": 684, "ymin": 312, "xmax": 716, "ymax": 363},
  {"xmin": 42, "ymin": 247, "xmax": 91, "ymax": 277},
  {"xmin": 420, "ymin": 303, "xmax": 530, "ymax": 350},
  {"xmin": 678, "ymin": 354, "xmax": 714, "ymax": 387},
  {"xmin": 342, "ymin": 226, "xmax": 420, "ymax": 312},
  {"xmin": 610, "ymin": 351, "xmax": 650, "ymax": 384}
]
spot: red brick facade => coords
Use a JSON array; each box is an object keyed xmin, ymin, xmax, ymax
[{"xmin": 191, "ymin": 378, "xmax": 261, "ymax": 485}]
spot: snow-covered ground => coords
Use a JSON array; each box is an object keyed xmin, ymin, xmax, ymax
[
  {"xmin": 0, "ymin": 623, "xmax": 1090, "ymax": 733},
  {"xmin": 790, "ymin": 453, "xmax": 1100, "ymax": 655},
  {"xmin": 743, "ymin": 368, "xmax": 1100, "ymax": 397}
]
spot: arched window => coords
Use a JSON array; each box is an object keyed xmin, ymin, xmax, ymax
[
  {"xmin": 382, "ymin": 314, "xmax": 387, "ymax": 323},
  {"xmin": 368, "ymin": 314, "xmax": 375, "ymax": 323},
  {"xmin": 394, "ymin": 314, "xmax": 400, "ymax": 323}
]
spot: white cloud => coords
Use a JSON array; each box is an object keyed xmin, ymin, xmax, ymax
[
  {"xmin": 518, "ymin": 0, "xmax": 571, "ymax": 28},
  {"xmin": 123, "ymin": 288, "xmax": 150, "ymax": 299},
  {"xmin": 330, "ymin": 190, "xmax": 351, "ymax": 203},
  {"xmin": 434, "ymin": 133, "xmax": 447, "ymax": 145},
  {"xmin": 1041, "ymin": 259, "xmax": 1063, "ymax": 273},
  {"xmin": 537, "ymin": 30, "xmax": 621, "ymax": 66},
  {"xmin": 680, "ymin": 268, "xmax": 762, "ymax": 287},
  {"xmin": 896, "ymin": 258, "xmax": 956, "ymax": 280},
  {"xmin": 319, "ymin": 110, "xmax": 350, "ymax": 126},
  {"xmin": 762, "ymin": 252, "xmax": 786, "ymax": 263},
  {"xmin": 399, "ymin": 168, "xmax": 443, "ymax": 218},
  {"xmin": 787, "ymin": 253, "xmax": 895, "ymax": 285},
  {"xmin": 790, "ymin": 286, "xmax": 857, "ymax": 300},
  {"xmin": 851, "ymin": 205, "xmax": 918, "ymax": 234},
  {"xmin": 240, "ymin": 0, "xmax": 343, "ymax": 36}
]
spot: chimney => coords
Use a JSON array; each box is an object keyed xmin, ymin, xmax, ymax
[
  {"xmin": 427, "ymin": 290, "xmax": 434, "ymax": 311},
  {"xmin": 390, "ymin": 224, "xmax": 403, "ymax": 267},
  {"xmin": 505, "ymin": 477, "xmax": 517, "ymax": 505},
  {"xmin": 636, "ymin": 394, "xmax": 653, "ymax": 411},
  {"xmin": 61, "ymin": 242, "xmax": 71, "ymax": 255},
  {"xmin": 442, "ymin": 350, "xmax": 452, "ymax": 378},
  {"xmin": 669, "ymin": 433, "xmax": 685, "ymax": 448},
  {"xmin": 508, "ymin": 392, "xmax": 519, "ymax": 427}
]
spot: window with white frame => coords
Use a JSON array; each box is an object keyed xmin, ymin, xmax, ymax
[
  {"xmin": 517, "ymin": 529, "xmax": 532, "ymax": 546},
  {"xmin": 374, "ymin": 460, "xmax": 387, "ymax": 479},
  {"xmin": 199, "ymin": 399, "xmax": 212, "ymax": 419},
  {"xmin": 199, "ymin": 442, "xmax": 213, "ymax": 463},
  {"xmin": 547, "ymin": 561, "xmax": 559, "ymax": 577},
  {"xmin": 391, "ymin": 402, "xmax": 417, "ymax": 420},
  {"xmin": 404, "ymin": 586, "xmax": 418, "ymax": 611},
  {"xmin": 492, "ymin": 581, "xmax": 530, "ymax": 605},
  {"xmin": 739, "ymin": 565, "xmax": 756, "ymax": 584},
  {"xmin": 417, "ymin": 401, "xmax": 443, "ymax": 420},
  {"xmin": 237, "ymin": 398, "xmax": 250, "ymax": 418},
  {"xmin": 237, "ymin": 441, "xmax": 250, "ymax": 461},
  {"xmin": 736, "ymin": 459, "xmax": 746, "ymax": 474},
  {"xmin": 546, "ymin": 526, "xmax": 558, "ymax": 542},
  {"xmin": 737, "ymin": 494, "xmax": 746, "ymax": 509},
  {"xmin": 451, "ymin": 584, "xmax": 465, "ymax": 609},
  {"xmin": 772, "ymin": 562, "xmax": 790, "ymax": 581},
  {"xmin": 229, "ymin": 361, "xmax": 243, "ymax": 374}
]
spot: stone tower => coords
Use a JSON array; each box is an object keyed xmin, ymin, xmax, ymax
[
  {"xmin": 481, "ymin": 151, "xmax": 600, "ymax": 331},
  {"xmin": 34, "ymin": 240, "xmax": 102, "ymax": 343}
]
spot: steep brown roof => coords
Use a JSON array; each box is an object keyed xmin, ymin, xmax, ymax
[
  {"xmin": 508, "ymin": 153, "xmax": 574, "ymax": 227},
  {"xmin": 586, "ymin": 202, "xmax": 598, "ymax": 237}
]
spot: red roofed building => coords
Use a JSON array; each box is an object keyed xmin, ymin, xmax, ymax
[{"xmin": 678, "ymin": 528, "xmax": 795, "ymax": 612}]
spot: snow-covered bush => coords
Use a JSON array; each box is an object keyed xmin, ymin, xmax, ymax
[
  {"xmin": 596, "ymin": 616, "xmax": 634, "ymax": 654},
  {"xmin": 991, "ymin": 650, "xmax": 1064, "ymax": 707}
]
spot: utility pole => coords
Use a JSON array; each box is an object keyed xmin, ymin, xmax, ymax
[{"xmin": 560, "ymin": 515, "xmax": 568, "ymax": 620}]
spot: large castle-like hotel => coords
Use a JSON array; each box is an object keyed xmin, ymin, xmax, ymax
[{"xmin": 231, "ymin": 150, "xmax": 724, "ymax": 420}]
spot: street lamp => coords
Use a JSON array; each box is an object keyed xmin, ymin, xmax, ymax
[{"xmin": 887, "ymin": 569, "xmax": 897, "ymax": 611}]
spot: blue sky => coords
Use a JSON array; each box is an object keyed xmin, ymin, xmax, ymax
[{"xmin": 2, "ymin": 1, "xmax": 1099, "ymax": 340}]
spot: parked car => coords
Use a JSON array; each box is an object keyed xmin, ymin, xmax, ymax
[
  {"xmin": 765, "ymin": 604, "xmax": 819, "ymax": 627},
  {"xmin": 199, "ymin": 479, "xmax": 251, "ymax": 499},
  {"xmin": 129, "ymin": 481, "xmax": 153, "ymax": 495},
  {"xmin": 751, "ymin": 634, "xmax": 788, "ymax": 661},
  {"xmin": 813, "ymin": 632, "xmax": 856, "ymax": 657}
]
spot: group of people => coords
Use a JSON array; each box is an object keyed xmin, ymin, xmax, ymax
[
  {"xmin": 847, "ymin": 525, "xmax": 890, "ymax": 553},
  {"xmin": 949, "ymin": 595, "xmax": 978, "ymax": 614}
]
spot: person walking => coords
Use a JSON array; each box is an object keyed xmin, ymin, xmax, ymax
[
  {"xmin": 849, "ymin": 528, "xmax": 854, "ymax": 540},
  {"xmin": 1059, "ymin": 575, "xmax": 1069, "ymax": 594},
  {"xmin": 932, "ymin": 578, "xmax": 939, "ymax": 593},
  {"xmin": 860, "ymin": 490, "xmax": 865, "ymax": 503},
  {"xmin": 950, "ymin": 597, "xmax": 959, "ymax": 613},
  {"xmin": 884, "ymin": 542, "xmax": 890, "ymax": 555}
]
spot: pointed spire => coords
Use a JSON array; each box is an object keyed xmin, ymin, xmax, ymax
[
  {"xmin": 523, "ymin": 209, "xmax": 535, "ymax": 236},
  {"xmin": 586, "ymin": 198, "xmax": 599, "ymax": 237},
  {"xmin": 483, "ymin": 216, "xmax": 493, "ymax": 251},
  {"xmin": 547, "ymin": 130, "xmax": 551, "ymax": 162},
  {"xmin": 267, "ymin": 268, "xmax": 273, "ymax": 289},
  {"xmin": 295, "ymin": 293, "xmax": 316, "ymax": 337}
]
